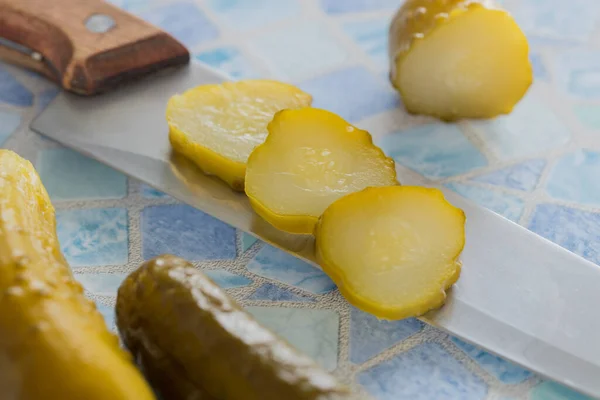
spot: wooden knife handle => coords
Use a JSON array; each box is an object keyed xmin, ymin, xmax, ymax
[{"xmin": 0, "ymin": 0, "xmax": 190, "ymax": 95}]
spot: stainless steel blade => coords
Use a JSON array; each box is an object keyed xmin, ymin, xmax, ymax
[{"xmin": 31, "ymin": 62, "xmax": 600, "ymax": 398}]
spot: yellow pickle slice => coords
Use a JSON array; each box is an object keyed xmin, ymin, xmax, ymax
[
  {"xmin": 245, "ymin": 108, "xmax": 399, "ymax": 234},
  {"xmin": 167, "ymin": 79, "xmax": 312, "ymax": 190},
  {"xmin": 389, "ymin": 0, "xmax": 532, "ymax": 120},
  {"xmin": 315, "ymin": 186, "xmax": 466, "ymax": 320}
]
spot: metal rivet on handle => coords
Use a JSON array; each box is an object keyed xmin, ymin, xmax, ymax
[{"xmin": 85, "ymin": 14, "xmax": 116, "ymax": 33}]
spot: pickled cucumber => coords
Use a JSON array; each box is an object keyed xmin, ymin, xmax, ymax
[
  {"xmin": 116, "ymin": 254, "xmax": 350, "ymax": 400},
  {"xmin": 167, "ymin": 80, "xmax": 312, "ymax": 191},
  {"xmin": 389, "ymin": 0, "xmax": 532, "ymax": 120},
  {"xmin": 245, "ymin": 108, "xmax": 399, "ymax": 234},
  {"xmin": 0, "ymin": 150, "xmax": 156, "ymax": 400},
  {"xmin": 315, "ymin": 186, "xmax": 466, "ymax": 320}
]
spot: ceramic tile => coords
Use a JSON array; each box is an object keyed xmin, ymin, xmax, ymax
[
  {"xmin": 240, "ymin": 232, "xmax": 259, "ymax": 253},
  {"xmin": 247, "ymin": 245, "xmax": 336, "ymax": 294},
  {"xmin": 445, "ymin": 183, "xmax": 524, "ymax": 222},
  {"xmin": 343, "ymin": 18, "xmax": 389, "ymax": 70},
  {"xmin": 573, "ymin": 104, "xmax": 600, "ymax": 130},
  {"xmin": 57, "ymin": 208, "xmax": 129, "ymax": 267},
  {"xmin": 141, "ymin": 184, "xmax": 170, "ymax": 199},
  {"xmin": 512, "ymin": 0, "xmax": 598, "ymax": 42},
  {"xmin": 358, "ymin": 342, "xmax": 488, "ymax": 400},
  {"xmin": 141, "ymin": 204, "xmax": 237, "ymax": 261},
  {"xmin": 96, "ymin": 302, "xmax": 116, "ymax": 329},
  {"xmin": 299, "ymin": 67, "xmax": 399, "ymax": 122},
  {"xmin": 75, "ymin": 273, "xmax": 128, "ymax": 296},
  {"xmin": 195, "ymin": 47, "xmax": 258, "ymax": 79},
  {"xmin": 247, "ymin": 307, "xmax": 339, "ymax": 371},
  {"xmin": 350, "ymin": 307, "xmax": 422, "ymax": 364},
  {"xmin": 37, "ymin": 148, "xmax": 127, "ymax": 201},
  {"xmin": 139, "ymin": 2, "xmax": 219, "ymax": 48},
  {"xmin": 473, "ymin": 92, "xmax": 570, "ymax": 160},
  {"xmin": 207, "ymin": 0, "xmax": 300, "ymax": 31},
  {"xmin": 0, "ymin": 110, "xmax": 21, "ymax": 146},
  {"xmin": 378, "ymin": 124, "xmax": 487, "ymax": 179},
  {"xmin": 530, "ymin": 52, "xmax": 549, "ymax": 81},
  {"xmin": 252, "ymin": 19, "xmax": 349, "ymax": 81},
  {"xmin": 530, "ymin": 381, "xmax": 593, "ymax": 400},
  {"xmin": 37, "ymin": 87, "xmax": 59, "ymax": 112},
  {"xmin": 556, "ymin": 51, "xmax": 600, "ymax": 99},
  {"xmin": 204, "ymin": 269, "xmax": 252, "ymax": 289},
  {"xmin": 470, "ymin": 159, "xmax": 546, "ymax": 192},
  {"xmin": 451, "ymin": 338, "xmax": 532, "ymax": 384},
  {"xmin": 529, "ymin": 204, "xmax": 600, "ymax": 264},
  {"xmin": 320, "ymin": 0, "xmax": 399, "ymax": 14},
  {"xmin": 546, "ymin": 150, "xmax": 600, "ymax": 205},
  {"xmin": 248, "ymin": 283, "xmax": 315, "ymax": 302},
  {"xmin": 0, "ymin": 66, "xmax": 33, "ymax": 107}
]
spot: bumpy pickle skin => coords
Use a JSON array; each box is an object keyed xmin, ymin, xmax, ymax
[
  {"xmin": 116, "ymin": 254, "xmax": 351, "ymax": 400},
  {"xmin": 315, "ymin": 186, "xmax": 466, "ymax": 320},
  {"xmin": 0, "ymin": 150, "xmax": 156, "ymax": 400},
  {"xmin": 167, "ymin": 80, "xmax": 312, "ymax": 191},
  {"xmin": 245, "ymin": 108, "xmax": 399, "ymax": 234},
  {"xmin": 389, "ymin": 0, "xmax": 532, "ymax": 120}
]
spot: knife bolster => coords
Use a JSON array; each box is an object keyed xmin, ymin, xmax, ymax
[{"xmin": 0, "ymin": 0, "xmax": 190, "ymax": 95}]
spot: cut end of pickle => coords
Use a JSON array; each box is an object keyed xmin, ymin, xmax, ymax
[
  {"xmin": 315, "ymin": 186, "xmax": 465, "ymax": 320},
  {"xmin": 245, "ymin": 108, "xmax": 399, "ymax": 234},
  {"xmin": 167, "ymin": 80, "xmax": 312, "ymax": 190},
  {"xmin": 393, "ymin": 5, "xmax": 532, "ymax": 120}
]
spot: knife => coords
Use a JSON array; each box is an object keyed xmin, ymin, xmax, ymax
[{"xmin": 2, "ymin": 0, "xmax": 600, "ymax": 397}]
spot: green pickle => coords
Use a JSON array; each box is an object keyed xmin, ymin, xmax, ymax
[{"xmin": 116, "ymin": 254, "xmax": 351, "ymax": 400}]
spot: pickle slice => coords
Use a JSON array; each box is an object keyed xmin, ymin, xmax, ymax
[
  {"xmin": 167, "ymin": 80, "xmax": 312, "ymax": 190},
  {"xmin": 116, "ymin": 255, "xmax": 350, "ymax": 400},
  {"xmin": 389, "ymin": 0, "xmax": 532, "ymax": 120},
  {"xmin": 315, "ymin": 186, "xmax": 465, "ymax": 320},
  {"xmin": 245, "ymin": 108, "xmax": 399, "ymax": 234}
]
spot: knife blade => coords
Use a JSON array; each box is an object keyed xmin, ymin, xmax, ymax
[{"xmin": 4, "ymin": 0, "xmax": 600, "ymax": 398}]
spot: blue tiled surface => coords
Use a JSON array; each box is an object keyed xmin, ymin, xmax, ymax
[
  {"xmin": 470, "ymin": 159, "xmax": 546, "ymax": 192},
  {"xmin": 0, "ymin": 110, "xmax": 21, "ymax": 146},
  {"xmin": 379, "ymin": 124, "xmax": 487, "ymax": 179},
  {"xmin": 207, "ymin": 0, "xmax": 300, "ymax": 31},
  {"xmin": 57, "ymin": 208, "xmax": 129, "ymax": 267},
  {"xmin": 320, "ymin": 0, "xmax": 399, "ymax": 14},
  {"xmin": 529, "ymin": 204, "xmax": 600, "ymax": 264},
  {"xmin": 343, "ymin": 18, "xmax": 389, "ymax": 69},
  {"xmin": 452, "ymin": 338, "xmax": 532, "ymax": 384},
  {"xmin": 37, "ymin": 148, "xmax": 127, "ymax": 201},
  {"xmin": 240, "ymin": 232, "xmax": 259, "ymax": 253},
  {"xmin": 472, "ymin": 92, "xmax": 570, "ymax": 160},
  {"xmin": 358, "ymin": 343, "xmax": 488, "ymax": 400},
  {"xmin": 142, "ymin": 204, "xmax": 237, "ymax": 261},
  {"xmin": 196, "ymin": 47, "xmax": 258, "ymax": 79},
  {"xmin": 247, "ymin": 307, "xmax": 339, "ymax": 371},
  {"xmin": 0, "ymin": 66, "xmax": 33, "ymax": 107},
  {"xmin": 3, "ymin": 0, "xmax": 600, "ymax": 398},
  {"xmin": 247, "ymin": 245, "xmax": 336, "ymax": 294},
  {"xmin": 350, "ymin": 307, "xmax": 422, "ymax": 364},
  {"xmin": 299, "ymin": 67, "xmax": 399, "ymax": 122},
  {"xmin": 248, "ymin": 283, "xmax": 314, "ymax": 302},
  {"xmin": 573, "ymin": 104, "xmax": 600, "ymax": 130},
  {"xmin": 205, "ymin": 269, "xmax": 252, "ymax": 288},
  {"xmin": 252, "ymin": 20, "xmax": 349, "ymax": 81},
  {"xmin": 76, "ymin": 273, "xmax": 128, "ymax": 296},
  {"xmin": 546, "ymin": 150, "xmax": 600, "ymax": 205},
  {"xmin": 530, "ymin": 381, "xmax": 593, "ymax": 400},
  {"xmin": 445, "ymin": 183, "xmax": 524, "ymax": 222},
  {"xmin": 141, "ymin": 184, "xmax": 170, "ymax": 199},
  {"xmin": 139, "ymin": 2, "xmax": 219, "ymax": 48},
  {"xmin": 96, "ymin": 302, "xmax": 116, "ymax": 329}
]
